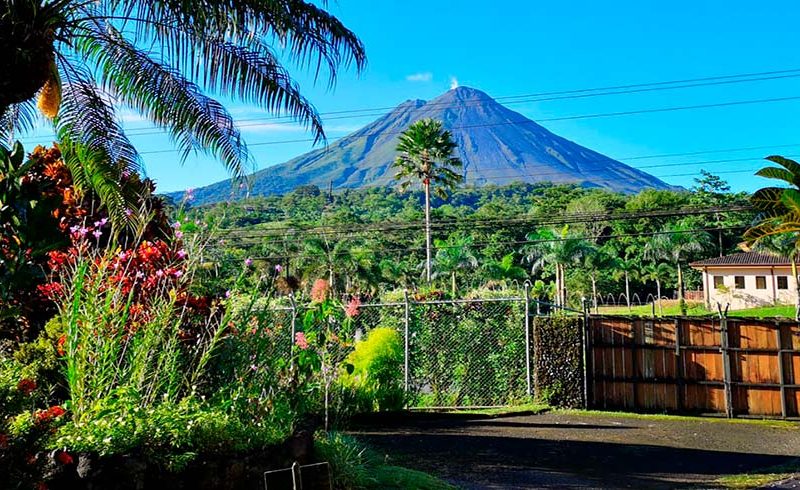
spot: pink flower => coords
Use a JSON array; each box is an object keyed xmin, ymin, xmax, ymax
[
  {"xmin": 244, "ymin": 258, "xmax": 253, "ymax": 267},
  {"xmin": 172, "ymin": 221, "xmax": 181, "ymax": 229},
  {"xmin": 345, "ymin": 297, "xmax": 361, "ymax": 318},
  {"xmin": 175, "ymin": 230, "xmax": 184, "ymax": 239},
  {"xmin": 295, "ymin": 332, "xmax": 309, "ymax": 350},
  {"xmin": 173, "ymin": 270, "xmax": 183, "ymax": 278},
  {"xmin": 155, "ymin": 270, "xmax": 164, "ymax": 278},
  {"xmin": 225, "ymin": 290, "xmax": 232, "ymax": 298},
  {"xmin": 124, "ymin": 208, "xmax": 133, "ymax": 217},
  {"xmin": 310, "ymin": 279, "xmax": 329, "ymax": 303},
  {"xmin": 275, "ymin": 264, "xmax": 283, "ymax": 273},
  {"xmin": 92, "ymin": 229, "xmax": 102, "ymax": 240},
  {"xmin": 176, "ymin": 249, "xmax": 187, "ymax": 259}
]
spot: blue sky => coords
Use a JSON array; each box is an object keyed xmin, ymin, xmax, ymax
[{"xmin": 22, "ymin": 0, "xmax": 800, "ymax": 193}]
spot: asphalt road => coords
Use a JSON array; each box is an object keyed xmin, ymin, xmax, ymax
[{"xmin": 350, "ymin": 411, "xmax": 800, "ymax": 489}]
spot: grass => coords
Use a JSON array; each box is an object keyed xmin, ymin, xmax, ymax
[
  {"xmin": 596, "ymin": 302, "xmax": 796, "ymax": 318},
  {"xmin": 316, "ymin": 432, "xmax": 456, "ymax": 490},
  {"xmin": 557, "ymin": 408, "xmax": 799, "ymax": 429},
  {"xmin": 716, "ymin": 460, "xmax": 800, "ymax": 489},
  {"xmin": 412, "ymin": 403, "xmax": 550, "ymax": 417}
]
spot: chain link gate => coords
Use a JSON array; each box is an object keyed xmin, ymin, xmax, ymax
[{"xmin": 264, "ymin": 287, "xmax": 589, "ymax": 410}]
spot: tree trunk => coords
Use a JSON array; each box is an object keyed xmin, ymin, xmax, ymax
[
  {"xmin": 656, "ymin": 278, "xmax": 663, "ymax": 316},
  {"xmin": 677, "ymin": 262, "xmax": 686, "ymax": 315},
  {"xmin": 625, "ymin": 272, "xmax": 631, "ymax": 311},
  {"xmin": 424, "ymin": 181, "xmax": 432, "ymax": 283},
  {"xmin": 451, "ymin": 271, "xmax": 457, "ymax": 297},
  {"xmin": 591, "ymin": 274, "xmax": 598, "ymax": 314}
]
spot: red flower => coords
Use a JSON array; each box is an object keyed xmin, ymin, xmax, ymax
[
  {"xmin": 34, "ymin": 405, "xmax": 66, "ymax": 425},
  {"xmin": 56, "ymin": 335, "xmax": 67, "ymax": 356},
  {"xmin": 0, "ymin": 433, "xmax": 8, "ymax": 449},
  {"xmin": 36, "ymin": 482, "xmax": 47, "ymax": 490},
  {"xmin": 17, "ymin": 378, "xmax": 36, "ymax": 395},
  {"xmin": 55, "ymin": 451, "xmax": 74, "ymax": 465}
]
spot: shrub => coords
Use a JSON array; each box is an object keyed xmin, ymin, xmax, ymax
[{"xmin": 338, "ymin": 327, "xmax": 404, "ymax": 413}]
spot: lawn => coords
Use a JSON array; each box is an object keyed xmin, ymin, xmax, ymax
[{"xmin": 596, "ymin": 302, "xmax": 796, "ymax": 318}]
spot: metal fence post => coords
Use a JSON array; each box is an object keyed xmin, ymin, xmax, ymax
[
  {"xmin": 403, "ymin": 289, "xmax": 410, "ymax": 398},
  {"xmin": 582, "ymin": 298, "xmax": 590, "ymax": 410},
  {"xmin": 524, "ymin": 281, "xmax": 532, "ymax": 399},
  {"xmin": 289, "ymin": 293, "xmax": 297, "ymax": 358}
]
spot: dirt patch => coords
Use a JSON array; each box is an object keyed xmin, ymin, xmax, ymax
[{"xmin": 348, "ymin": 411, "xmax": 800, "ymax": 489}]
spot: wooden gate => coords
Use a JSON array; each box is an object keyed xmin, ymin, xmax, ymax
[{"xmin": 587, "ymin": 315, "xmax": 800, "ymax": 417}]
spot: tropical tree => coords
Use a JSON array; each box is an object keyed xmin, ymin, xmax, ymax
[
  {"xmin": 743, "ymin": 156, "xmax": 800, "ymax": 319},
  {"xmin": 524, "ymin": 226, "xmax": 593, "ymax": 307},
  {"xmin": 431, "ymin": 235, "xmax": 478, "ymax": 296},
  {"xmin": 642, "ymin": 262, "xmax": 674, "ymax": 316},
  {"xmin": 645, "ymin": 224, "xmax": 709, "ymax": 315},
  {"xmin": 583, "ymin": 245, "xmax": 614, "ymax": 313},
  {"xmin": 0, "ymin": 0, "xmax": 365, "ymax": 220},
  {"xmin": 482, "ymin": 253, "xmax": 527, "ymax": 286},
  {"xmin": 392, "ymin": 119, "xmax": 463, "ymax": 282},
  {"xmin": 749, "ymin": 233, "xmax": 800, "ymax": 319},
  {"xmin": 612, "ymin": 256, "xmax": 640, "ymax": 311}
]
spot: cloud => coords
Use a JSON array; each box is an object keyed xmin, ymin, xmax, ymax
[
  {"xmin": 450, "ymin": 77, "xmax": 459, "ymax": 90},
  {"xmin": 406, "ymin": 72, "xmax": 433, "ymax": 82}
]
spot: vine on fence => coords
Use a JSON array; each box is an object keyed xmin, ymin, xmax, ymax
[{"xmin": 533, "ymin": 316, "xmax": 584, "ymax": 408}]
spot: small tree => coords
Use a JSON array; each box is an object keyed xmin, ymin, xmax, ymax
[
  {"xmin": 392, "ymin": 119, "xmax": 463, "ymax": 283},
  {"xmin": 744, "ymin": 156, "xmax": 800, "ymax": 320},
  {"xmin": 524, "ymin": 226, "xmax": 593, "ymax": 307},
  {"xmin": 642, "ymin": 262, "xmax": 674, "ymax": 316},
  {"xmin": 432, "ymin": 235, "xmax": 478, "ymax": 296}
]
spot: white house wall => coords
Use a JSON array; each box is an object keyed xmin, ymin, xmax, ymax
[{"xmin": 699, "ymin": 266, "xmax": 797, "ymax": 310}]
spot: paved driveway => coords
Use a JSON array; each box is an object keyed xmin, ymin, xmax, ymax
[{"xmin": 350, "ymin": 411, "xmax": 800, "ymax": 489}]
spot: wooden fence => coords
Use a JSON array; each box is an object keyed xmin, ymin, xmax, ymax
[{"xmin": 587, "ymin": 315, "xmax": 800, "ymax": 418}]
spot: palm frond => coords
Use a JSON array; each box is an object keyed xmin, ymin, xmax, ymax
[
  {"xmin": 765, "ymin": 155, "xmax": 800, "ymax": 186},
  {"xmin": 76, "ymin": 25, "xmax": 249, "ymax": 178},
  {"xmin": 0, "ymin": 99, "xmax": 41, "ymax": 144}
]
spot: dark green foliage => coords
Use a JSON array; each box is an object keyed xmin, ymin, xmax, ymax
[{"xmin": 533, "ymin": 316, "xmax": 584, "ymax": 408}]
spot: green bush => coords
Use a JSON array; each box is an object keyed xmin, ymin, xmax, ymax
[
  {"xmin": 338, "ymin": 327, "xmax": 404, "ymax": 413},
  {"xmin": 315, "ymin": 432, "xmax": 454, "ymax": 490}
]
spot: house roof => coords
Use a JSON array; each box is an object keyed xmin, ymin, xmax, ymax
[{"xmin": 690, "ymin": 252, "xmax": 792, "ymax": 268}]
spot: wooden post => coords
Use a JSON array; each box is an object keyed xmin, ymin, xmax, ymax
[
  {"xmin": 403, "ymin": 290, "xmax": 410, "ymax": 398},
  {"xmin": 776, "ymin": 322, "xmax": 788, "ymax": 418},
  {"xmin": 582, "ymin": 299, "xmax": 591, "ymax": 409},
  {"xmin": 675, "ymin": 318, "xmax": 684, "ymax": 411},
  {"xmin": 718, "ymin": 306, "xmax": 734, "ymax": 418},
  {"xmin": 632, "ymin": 319, "xmax": 639, "ymax": 411}
]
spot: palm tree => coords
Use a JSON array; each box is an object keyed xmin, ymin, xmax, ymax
[
  {"xmin": 431, "ymin": 235, "xmax": 478, "ymax": 296},
  {"xmin": 0, "ymin": 1, "xmax": 365, "ymax": 220},
  {"xmin": 642, "ymin": 262, "xmax": 674, "ymax": 316},
  {"xmin": 744, "ymin": 156, "xmax": 800, "ymax": 319},
  {"xmin": 645, "ymin": 224, "xmax": 709, "ymax": 315},
  {"xmin": 583, "ymin": 246, "xmax": 614, "ymax": 314},
  {"xmin": 612, "ymin": 256, "xmax": 640, "ymax": 311},
  {"xmin": 524, "ymin": 226, "xmax": 593, "ymax": 307},
  {"xmin": 392, "ymin": 119, "xmax": 463, "ymax": 282},
  {"xmin": 483, "ymin": 253, "xmax": 528, "ymax": 286}
]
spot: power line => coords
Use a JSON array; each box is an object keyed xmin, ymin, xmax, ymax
[
  {"xmin": 213, "ymin": 206, "xmax": 754, "ymax": 245},
  {"xmin": 212, "ymin": 225, "xmax": 747, "ymax": 263},
  {"xmin": 22, "ymin": 67, "xmax": 800, "ymax": 143}
]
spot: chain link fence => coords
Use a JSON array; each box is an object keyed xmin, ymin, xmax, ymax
[{"xmin": 264, "ymin": 291, "xmax": 586, "ymax": 409}]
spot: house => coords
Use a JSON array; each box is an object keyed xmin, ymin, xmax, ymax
[{"xmin": 690, "ymin": 252, "xmax": 797, "ymax": 310}]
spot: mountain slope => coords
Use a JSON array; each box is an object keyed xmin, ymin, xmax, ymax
[{"xmin": 183, "ymin": 87, "xmax": 673, "ymax": 204}]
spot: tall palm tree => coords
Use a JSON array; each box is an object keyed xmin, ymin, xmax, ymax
[
  {"xmin": 524, "ymin": 226, "xmax": 593, "ymax": 307},
  {"xmin": 612, "ymin": 256, "xmax": 640, "ymax": 311},
  {"xmin": 0, "ymin": 1, "xmax": 365, "ymax": 220},
  {"xmin": 642, "ymin": 262, "xmax": 674, "ymax": 316},
  {"xmin": 645, "ymin": 224, "xmax": 709, "ymax": 315},
  {"xmin": 392, "ymin": 119, "xmax": 463, "ymax": 282},
  {"xmin": 431, "ymin": 235, "xmax": 477, "ymax": 296},
  {"xmin": 583, "ymin": 245, "xmax": 614, "ymax": 314}
]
